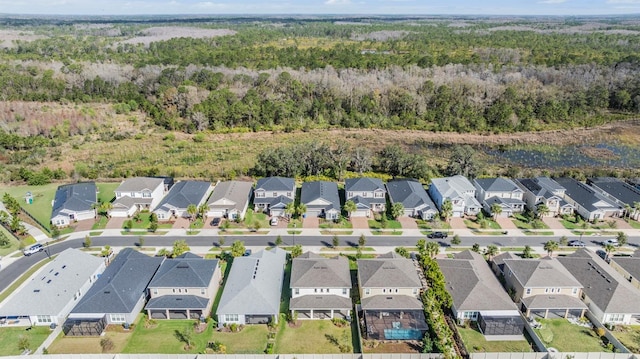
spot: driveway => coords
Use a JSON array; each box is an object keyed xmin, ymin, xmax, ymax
[
  {"xmin": 106, "ymin": 217, "xmax": 126, "ymax": 230},
  {"xmin": 496, "ymin": 217, "xmax": 517, "ymax": 230},
  {"xmin": 303, "ymin": 217, "xmax": 319, "ymax": 228},
  {"xmin": 397, "ymin": 216, "xmax": 418, "ymax": 229},
  {"xmin": 350, "ymin": 217, "xmax": 370, "ymax": 229},
  {"xmin": 173, "ymin": 217, "xmax": 191, "ymax": 229},
  {"xmin": 542, "ymin": 216, "xmax": 566, "ymax": 230},
  {"xmin": 449, "ymin": 217, "xmax": 467, "ymax": 229},
  {"xmin": 73, "ymin": 219, "xmax": 95, "ymax": 232}
]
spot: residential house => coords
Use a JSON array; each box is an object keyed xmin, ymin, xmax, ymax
[
  {"xmin": 344, "ymin": 177, "xmax": 387, "ymax": 217},
  {"xmin": 64, "ymin": 249, "xmax": 163, "ymax": 336},
  {"xmin": 109, "ymin": 177, "xmax": 166, "ymax": 218},
  {"xmin": 145, "ymin": 253, "xmax": 221, "ymax": 320},
  {"xmin": 516, "ymin": 177, "xmax": 574, "ymax": 217},
  {"xmin": 0, "ymin": 248, "xmax": 105, "ymax": 327},
  {"xmin": 490, "ymin": 251, "xmax": 519, "ymax": 276},
  {"xmin": 300, "ymin": 181, "xmax": 341, "ymax": 220},
  {"xmin": 502, "ymin": 257, "xmax": 587, "ymax": 320},
  {"xmin": 253, "ymin": 177, "xmax": 295, "ymax": 217},
  {"xmin": 386, "ymin": 179, "xmax": 438, "ymax": 220},
  {"xmin": 216, "ymin": 248, "xmax": 286, "ymax": 326},
  {"xmin": 554, "ymin": 178, "xmax": 622, "ymax": 222},
  {"xmin": 50, "ymin": 182, "xmax": 97, "ymax": 227},
  {"xmin": 438, "ymin": 251, "xmax": 524, "ymax": 338},
  {"xmin": 587, "ymin": 177, "xmax": 640, "ymax": 220},
  {"xmin": 290, "ymin": 252, "xmax": 352, "ymax": 320},
  {"xmin": 558, "ymin": 249, "xmax": 640, "ymax": 325},
  {"xmin": 473, "ymin": 178, "xmax": 525, "ymax": 218},
  {"xmin": 357, "ymin": 252, "xmax": 428, "ymax": 340},
  {"xmin": 207, "ymin": 181, "xmax": 253, "ymax": 220},
  {"xmin": 609, "ymin": 256, "xmax": 640, "ymax": 290},
  {"xmin": 153, "ymin": 181, "xmax": 213, "ymax": 220},
  {"xmin": 428, "ymin": 175, "xmax": 482, "ymax": 218}
]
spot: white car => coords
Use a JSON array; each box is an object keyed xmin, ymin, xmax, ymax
[
  {"xmin": 603, "ymin": 239, "xmax": 619, "ymax": 246},
  {"xmin": 270, "ymin": 217, "xmax": 279, "ymax": 226},
  {"xmin": 23, "ymin": 243, "xmax": 44, "ymax": 256}
]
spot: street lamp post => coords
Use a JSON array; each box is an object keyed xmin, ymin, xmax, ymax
[
  {"xmin": 292, "ymin": 223, "xmax": 296, "ymax": 246},
  {"xmin": 44, "ymin": 241, "xmax": 51, "ymax": 259}
]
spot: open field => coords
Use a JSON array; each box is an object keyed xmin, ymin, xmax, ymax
[
  {"xmin": 275, "ymin": 320, "xmax": 353, "ymax": 354},
  {"xmin": 534, "ymin": 319, "xmax": 610, "ymax": 352},
  {"xmin": 458, "ymin": 326, "xmax": 532, "ymax": 353},
  {"xmin": 0, "ymin": 326, "xmax": 51, "ymax": 356}
]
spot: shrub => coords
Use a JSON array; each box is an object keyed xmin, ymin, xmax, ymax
[
  {"xmin": 331, "ymin": 317, "xmax": 349, "ymax": 327},
  {"xmin": 100, "ymin": 337, "xmax": 115, "ymax": 352}
]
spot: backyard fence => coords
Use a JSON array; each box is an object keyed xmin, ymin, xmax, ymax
[
  {"xmin": 585, "ymin": 311, "xmax": 630, "ymax": 353},
  {"xmin": 2, "ymin": 354, "xmax": 446, "ymax": 359},
  {"xmin": 20, "ymin": 207, "xmax": 51, "ymax": 235}
]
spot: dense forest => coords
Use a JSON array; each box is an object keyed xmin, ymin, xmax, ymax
[{"xmin": 0, "ymin": 16, "xmax": 639, "ymax": 182}]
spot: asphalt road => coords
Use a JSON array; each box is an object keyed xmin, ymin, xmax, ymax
[{"xmin": 1, "ymin": 234, "xmax": 638, "ymax": 294}]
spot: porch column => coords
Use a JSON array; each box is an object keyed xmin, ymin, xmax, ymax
[
  {"xmin": 166, "ymin": 309, "xmax": 170, "ymax": 319},
  {"xmin": 310, "ymin": 309, "xmax": 313, "ymax": 319},
  {"xmin": 544, "ymin": 309, "xmax": 549, "ymax": 319},
  {"xmin": 565, "ymin": 309, "xmax": 569, "ymax": 318},
  {"xmin": 330, "ymin": 309, "xmax": 334, "ymax": 319},
  {"xmin": 580, "ymin": 309, "xmax": 585, "ymax": 318},
  {"xmin": 186, "ymin": 309, "xmax": 191, "ymax": 319}
]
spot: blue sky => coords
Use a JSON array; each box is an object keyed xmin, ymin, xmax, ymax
[{"xmin": 0, "ymin": 0, "xmax": 638, "ymax": 15}]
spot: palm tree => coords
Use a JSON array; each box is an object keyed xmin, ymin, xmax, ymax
[
  {"xmin": 198, "ymin": 203, "xmax": 208, "ymax": 220},
  {"xmin": 603, "ymin": 243, "xmax": 616, "ymax": 260},
  {"xmin": 343, "ymin": 200, "xmax": 357, "ymax": 219},
  {"xmin": 296, "ymin": 203, "xmax": 307, "ymax": 219},
  {"xmin": 543, "ymin": 240, "xmax": 559, "ymax": 257},
  {"xmin": 536, "ymin": 203, "xmax": 550, "ymax": 219},
  {"xmin": 186, "ymin": 204, "xmax": 198, "ymax": 221},
  {"xmin": 484, "ymin": 245, "xmax": 499, "ymax": 260},
  {"xmin": 440, "ymin": 199, "xmax": 453, "ymax": 223},
  {"xmin": 490, "ymin": 203, "xmax": 502, "ymax": 221},
  {"xmin": 390, "ymin": 202, "xmax": 404, "ymax": 220},
  {"xmin": 425, "ymin": 241, "xmax": 440, "ymax": 258},
  {"xmin": 634, "ymin": 201, "xmax": 640, "ymax": 220},
  {"xmin": 284, "ymin": 202, "xmax": 296, "ymax": 219},
  {"xmin": 624, "ymin": 204, "xmax": 632, "ymax": 221}
]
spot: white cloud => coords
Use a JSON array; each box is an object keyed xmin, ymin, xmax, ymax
[{"xmin": 538, "ymin": 0, "xmax": 567, "ymax": 4}]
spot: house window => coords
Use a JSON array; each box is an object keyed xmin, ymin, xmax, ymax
[
  {"xmin": 110, "ymin": 314, "xmax": 126, "ymax": 323},
  {"xmin": 201, "ymin": 288, "xmax": 206, "ymax": 295},
  {"xmin": 225, "ymin": 314, "xmax": 239, "ymax": 322},
  {"xmin": 348, "ymin": 192, "xmax": 353, "ymax": 198},
  {"xmin": 395, "ymin": 289, "xmax": 398, "ymax": 293},
  {"xmin": 526, "ymin": 288, "xmax": 531, "ymax": 295},
  {"xmin": 463, "ymin": 312, "xmax": 478, "ymax": 320},
  {"xmin": 365, "ymin": 289, "xmax": 370, "ymax": 295},
  {"xmin": 342, "ymin": 288, "xmax": 347, "ymax": 295},
  {"xmin": 383, "ymin": 289, "xmax": 386, "ymax": 293},
  {"xmin": 273, "ymin": 192, "xmax": 277, "ymax": 197},
  {"xmin": 314, "ymin": 288, "xmax": 318, "ymax": 293},
  {"xmin": 545, "ymin": 288, "xmax": 549, "ymax": 293},
  {"xmin": 295, "ymin": 288, "xmax": 299, "ymax": 295},
  {"xmin": 572, "ymin": 288, "xmax": 578, "ymax": 295},
  {"xmin": 36, "ymin": 315, "xmax": 52, "ymax": 323},
  {"xmin": 172, "ymin": 289, "xmax": 176, "ymax": 293},
  {"xmin": 375, "ymin": 192, "xmax": 384, "ymax": 198},
  {"xmin": 256, "ymin": 192, "xmax": 265, "ymax": 198},
  {"xmin": 287, "ymin": 192, "xmax": 292, "ymax": 197},
  {"xmin": 362, "ymin": 192, "xmax": 368, "ymax": 197},
  {"xmin": 143, "ymin": 192, "xmax": 151, "ymax": 198},
  {"xmin": 153, "ymin": 289, "xmax": 158, "ymax": 295},
  {"xmin": 412, "ymin": 288, "xmax": 418, "ymax": 295}
]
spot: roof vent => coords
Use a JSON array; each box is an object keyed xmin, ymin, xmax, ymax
[
  {"xmin": 33, "ymin": 289, "xmax": 40, "ymax": 293},
  {"xmin": 104, "ymin": 291, "xmax": 111, "ymax": 294},
  {"xmin": 47, "ymin": 280, "xmax": 52, "ymax": 284},
  {"xmin": 55, "ymin": 272, "xmax": 59, "ymax": 276},
  {"xmin": 177, "ymin": 264, "xmax": 189, "ymax": 269},
  {"xmin": 176, "ymin": 298, "xmax": 182, "ymax": 301},
  {"xmin": 62, "ymin": 265, "xmax": 66, "ymax": 269},
  {"xmin": 386, "ymin": 297, "xmax": 393, "ymax": 300}
]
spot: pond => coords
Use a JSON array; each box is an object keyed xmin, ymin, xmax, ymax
[{"xmin": 483, "ymin": 142, "xmax": 640, "ymax": 169}]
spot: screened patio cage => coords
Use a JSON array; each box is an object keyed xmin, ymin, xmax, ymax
[
  {"xmin": 63, "ymin": 316, "xmax": 107, "ymax": 336},
  {"xmin": 478, "ymin": 311, "xmax": 524, "ymax": 336}
]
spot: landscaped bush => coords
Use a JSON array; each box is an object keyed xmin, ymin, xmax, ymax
[
  {"xmin": 538, "ymin": 327, "xmax": 554, "ymax": 343},
  {"xmin": 331, "ymin": 318, "xmax": 349, "ymax": 327}
]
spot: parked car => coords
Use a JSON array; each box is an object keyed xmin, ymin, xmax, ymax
[
  {"xmin": 210, "ymin": 217, "xmax": 221, "ymax": 226},
  {"xmin": 270, "ymin": 217, "xmax": 279, "ymax": 226},
  {"xmin": 428, "ymin": 231, "xmax": 448, "ymax": 239},
  {"xmin": 603, "ymin": 239, "xmax": 619, "ymax": 246},
  {"xmin": 568, "ymin": 240, "xmax": 586, "ymax": 247},
  {"xmin": 596, "ymin": 249, "xmax": 608, "ymax": 261},
  {"xmin": 243, "ymin": 249, "xmax": 252, "ymax": 256},
  {"xmin": 23, "ymin": 243, "xmax": 44, "ymax": 256}
]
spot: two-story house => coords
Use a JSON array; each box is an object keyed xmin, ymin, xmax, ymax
[
  {"xmin": 609, "ymin": 256, "xmax": 640, "ymax": 290},
  {"xmin": 357, "ymin": 252, "xmax": 428, "ymax": 340},
  {"xmin": 300, "ymin": 181, "xmax": 341, "ymax": 220},
  {"xmin": 109, "ymin": 177, "xmax": 166, "ymax": 218},
  {"xmin": 253, "ymin": 177, "xmax": 295, "ymax": 217},
  {"xmin": 344, "ymin": 177, "xmax": 387, "ymax": 217},
  {"xmin": 153, "ymin": 181, "xmax": 213, "ymax": 220},
  {"xmin": 386, "ymin": 179, "xmax": 438, "ymax": 220},
  {"xmin": 516, "ymin": 177, "xmax": 574, "ymax": 217},
  {"xmin": 207, "ymin": 181, "xmax": 253, "ymax": 220},
  {"xmin": 473, "ymin": 177, "xmax": 525, "ymax": 217},
  {"xmin": 145, "ymin": 253, "xmax": 222, "ymax": 320},
  {"xmin": 428, "ymin": 175, "xmax": 481, "ymax": 217},
  {"xmin": 558, "ymin": 249, "xmax": 640, "ymax": 325},
  {"xmin": 290, "ymin": 252, "xmax": 352, "ymax": 320},
  {"xmin": 554, "ymin": 177, "xmax": 622, "ymax": 222},
  {"xmin": 438, "ymin": 250, "xmax": 524, "ymax": 338},
  {"xmin": 502, "ymin": 257, "xmax": 587, "ymax": 320},
  {"xmin": 587, "ymin": 177, "xmax": 640, "ymax": 220}
]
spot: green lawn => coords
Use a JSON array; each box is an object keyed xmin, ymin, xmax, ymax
[
  {"xmin": 97, "ymin": 183, "xmax": 119, "ymax": 204},
  {"xmin": 91, "ymin": 216, "xmax": 109, "ymax": 230},
  {"xmin": 612, "ymin": 325, "xmax": 640, "ymax": 353},
  {"xmin": 275, "ymin": 320, "xmax": 353, "ymax": 353},
  {"xmin": 319, "ymin": 218, "xmax": 353, "ymax": 229},
  {"xmin": 0, "ymin": 225, "xmax": 21, "ymax": 256},
  {"xmin": 512, "ymin": 215, "xmax": 550, "ymax": 230},
  {"xmin": 368, "ymin": 219, "xmax": 401, "ymax": 230},
  {"xmin": 125, "ymin": 213, "xmax": 172, "ymax": 230},
  {"xmin": 48, "ymin": 326, "xmax": 132, "ymax": 354},
  {"xmin": 534, "ymin": 319, "xmax": 610, "ymax": 352},
  {"xmin": 244, "ymin": 210, "xmax": 270, "ymax": 229},
  {"xmin": 123, "ymin": 319, "xmax": 214, "ymax": 354},
  {"xmin": 0, "ymin": 326, "xmax": 51, "ymax": 356},
  {"xmin": 464, "ymin": 219, "xmax": 502, "ymax": 230},
  {"xmin": 458, "ymin": 326, "xmax": 532, "ymax": 353},
  {"xmin": 211, "ymin": 325, "xmax": 269, "ymax": 354},
  {"xmin": 286, "ymin": 218, "xmax": 302, "ymax": 228},
  {"xmin": 0, "ymin": 256, "xmax": 54, "ymax": 303},
  {"xmin": 416, "ymin": 219, "xmax": 451, "ymax": 230},
  {"xmin": 628, "ymin": 219, "xmax": 640, "ymax": 229}
]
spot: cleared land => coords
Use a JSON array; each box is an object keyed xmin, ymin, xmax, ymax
[
  {"xmin": 275, "ymin": 320, "xmax": 353, "ymax": 354},
  {"xmin": 211, "ymin": 325, "xmax": 269, "ymax": 354}
]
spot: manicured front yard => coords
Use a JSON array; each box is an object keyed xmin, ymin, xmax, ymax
[
  {"xmin": 275, "ymin": 320, "xmax": 353, "ymax": 353},
  {"xmin": 416, "ymin": 219, "xmax": 451, "ymax": 230},
  {"xmin": 48, "ymin": 325, "xmax": 132, "ymax": 354},
  {"xmin": 319, "ymin": 218, "xmax": 353, "ymax": 229},
  {"xmin": 512, "ymin": 214, "xmax": 550, "ymax": 230},
  {"xmin": 124, "ymin": 213, "xmax": 172, "ymax": 230},
  {"xmin": 123, "ymin": 319, "xmax": 214, "ymax": 354},
  {"xmin": 368, "ymin": 219, "xmax": 401, "ymax": 230},
  {"xmin": 0, "ymin": 326, "xmax": 50, "ymax": 356},
  {"xmin": 458, "ymin": 326, "xmax": 532, "ymax": 353},
  {"xmin": 464, "ymin": 219, "xmax": 502, "ymax": 230},
  {"xmin": 612, "ymin": 325, "xmax": 640, "ymax": 353},
  {"xmin": 244, "ymin": 210, "xmax": 270, "ymax": 229},
  {"xmin": 211, "ymin": 325, "xmax": 269, "ymax": 354},
  {"xmin": 534, "ymin": 319, "xmax": 610, "ymax": 352}
]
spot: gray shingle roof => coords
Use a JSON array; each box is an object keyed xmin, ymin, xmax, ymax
[
  {"xmin": 437, "ymin": 250, "xmax": 518, "ymax": 312},
  {"xmin": 0, "ymin": 248, "xmax": 104, "ymax": 317},
  {"xmin": 300, "ymin": 181, "xmax": 340, "ymax": 211},
  {"xmin": 255, "ymin": 177, "xmax": 295, "ymax": 192},
  {"xmin": 385, "ymin": 179, "xmax": 436, "ymax": 211},
  {"xmin": 145, "ymin": 295, "xmax": 210, "ymax": 310},
  {"xmin": 148, "ymin": 255, "xmax": 218, "ymax": 288},
  {"xmin": 71, "ymin": 249, "xmax": 163, "ymax": 315},
  {"xmin": 254, "ymin": 195, "xmax": 293, "ymax": 208},
  {"xmin": 558, "ymin": 249, "xmax": 640, "ymax": 314},
  {"xmin": 610, "ymin": 257, "xmax": 640, "ymax": 281},
  {"xmin": 474, "ymin": 177, "xmax": 521, "ymax": 192},
  {"xmin": 51, "ymin": 182, "xmax": 96, "ymax": 218},
  {"xmin": 207, "ymin": 181, "xmax": 253, "ymax": 211},
  {"xmin": 361, "ymin": 295, "xmax": 424, "ymax": 310},
  {"xmin": 358, "ymin": 254, "xmax": 421, "ymax": 288},
  {"xmin": 521, "ymin": 295, "xmax": 587, "ymax": 310},
  {"xmin": 290, "ymin": 295, "xmax": 352, "ymax": 310},
  {"xmin": 430, "ymin": 175, "xmax": 476, "ymax": 196},
  {"xmin": 216, "ymin": 248, "xmax": 286, "ymax": 316},
  {"xmin": 588, "ymin": 177, "xmax": 640, "ymax": 206},
  {"xmin": 291, "ymin": 253, "xmax": 351, "ymax": 288},
  {"xmin": 554, "ymin": 177, "xmax": 620, "ymax": 212},
  {"xmin": 115, "ymin": 177, "xmax": 164, "ymax": 193},
  {"xmin": 156, "ymin": 181, "xmax": 211, "ymax": 212},
  {"xmin": 503, "ymin": 258, "xmax": 582, "ymax": 288},
  {"xmin": 517, "ymin": 178, "xmax": 563, "ymax": 201},
  {"xmin": 345, "ymin": 177, "xmax": 385, "ymax": 193}
]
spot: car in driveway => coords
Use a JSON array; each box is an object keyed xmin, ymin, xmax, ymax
[
  {"xmin": 568, "ymin": 240, "xmax": 585, "ymax": 247},
  {"xmin": 270, "ymin": 217, "xmax": 279, "ymax": 226},
  {"xmin": 427, "ymin": 231, "xmax": 448, "ymax": 239},
  {"xmin": 596, "ymin": 249, "xmax": 609, "ymax": 262},
  {"xmin": 603, "ymin": 239, "xmax": 619, "ymax": 246},
  {"xmin": 23, "ymin": 243, "xmax": 44, "ymax": 256},
  {"xmin": 210, "ymin": 217, "xmax": 221, "ymax": 226}
]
